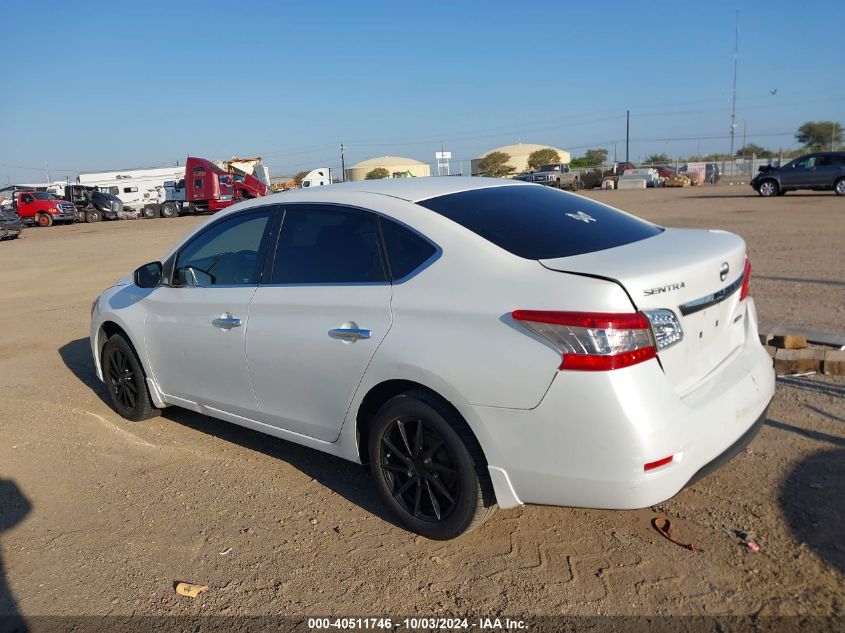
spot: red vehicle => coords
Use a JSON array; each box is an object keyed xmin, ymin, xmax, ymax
[
  {"xmin": 10, "ymin": 190, "xmax": 78, "ymax": 227},
  {"xmin": 159, "ymin": 157, "xmax": 269, "ymax": 218}
]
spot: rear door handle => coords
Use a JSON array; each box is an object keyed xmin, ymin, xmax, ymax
[
  {"xmin": 328, "ymin": 327, "xmax": 371, "ymax": 341},
  {"xmin": 212, "ymin": 313, "xmax": 242, "ymax": 330}
]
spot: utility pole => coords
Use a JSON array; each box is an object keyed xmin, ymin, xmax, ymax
[
  {"xmin": 340, "ymin": 143, "xmax": 346, "ymax": 182},
  {"xmin": 730, "ymin": 10, "xmax": 739, "ymax": 157},
  {"xmin": 625, "ymin": 110, "xmax": 630, "ymax": 163},
  {"xmin": 742, "ymin": 119, "xmax": 747, "ymax": 156}
]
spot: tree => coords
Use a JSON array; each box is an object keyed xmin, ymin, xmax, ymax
[
  {"xmin": 584, "ymin": 149, "xmax": 608, "ymax": 166},
  {"xmin": 365, "ymin": 167, "xmax": 390, "ymax": 180},
  {"xmin": 526, "ymin": 148, "xmax": 560, "ymax": 171},
  {"xmin": 293, "ymin": 170, "xmax": 309, "ymax": 185},
  {"xmin": 645, "ymin": 153, "xmax": 670, "ymax": 165},
  {"xmin": 477, "ymin": 151, "xmax": 514, "ymax": 177},
  {"xmin": 736, "ymin": 144, "xmax": 773, "ymax": 158},
  {"xmin": 796, "ymin": 121, "xmax": 843, "ymax": 151}
]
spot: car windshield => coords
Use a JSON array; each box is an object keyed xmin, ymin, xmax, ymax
[
  {"xmin": 418, "ymin": 185, "xmax": 663, "ymax": 259},
  {"xmin": 33, "ymin": 192, "xmax": 51, "ymax": 200},
  {"xmin": 539, "ymin": 165, "xmax": 561, "ymax": 171}
]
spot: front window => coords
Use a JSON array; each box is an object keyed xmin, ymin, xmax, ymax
[
  {"xmin": 789, "ymin": 156, "xmax": 816, "ymax": 169},
  {"xmin": 32, "ymin": 192, "xmax": 51, "ymax": 200},
  {"xmin": 174, "ymin": 211, "xmax": 272, "ymax": 286}
]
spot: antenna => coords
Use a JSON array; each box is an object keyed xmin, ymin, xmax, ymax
[{"xmin": 730, "ymin": 10, "xmax": 739, "ymax": 157}]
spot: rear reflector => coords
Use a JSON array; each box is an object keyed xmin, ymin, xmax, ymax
[
  {"xmin": 644, "ymin": 455, "xmax": 673, "ymax": 472},
  {"xmin": 511, "ymin": 310, "xmax": 657, "ymax": 371},
  {"xmin": 739, "ymin": 257, "xmax": 752, "ymax": 301}
]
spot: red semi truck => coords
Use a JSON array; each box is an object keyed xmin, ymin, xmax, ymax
[{"xmin": 159, "ymin": 157, "xmax": 269, "ymax": 217}]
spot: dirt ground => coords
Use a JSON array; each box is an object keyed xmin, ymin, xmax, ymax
[{"xmin": 0, "ymin": 186, "xmax": 843, "ymax": 624}]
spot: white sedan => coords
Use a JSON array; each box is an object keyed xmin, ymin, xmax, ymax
[{"xmin": 90, "ymin": 178, "xmax": 775, "ymax": 539}]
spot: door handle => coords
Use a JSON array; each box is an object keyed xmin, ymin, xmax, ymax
[
  {"xmin": 212, "ymin": 313, "xmax": 242, "ymax": 330},
  {"xmin": 328, "ymin": 327, "xmax": 371, "ymax": 341}
]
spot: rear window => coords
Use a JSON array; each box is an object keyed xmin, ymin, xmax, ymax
[{"xmin": 417, "ymin": 185, "xmax": 663, "ymax": 259}]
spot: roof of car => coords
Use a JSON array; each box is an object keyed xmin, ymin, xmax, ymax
[{"xmin": 271, "ymin": 176, "xmax": 528, "ymax": 204}]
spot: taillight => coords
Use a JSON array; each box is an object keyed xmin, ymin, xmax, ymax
[
  {"xmin": 511, "ymin": 310, "xmax": 657, "ymax": 371},
  {"xmin": 739, "ymin": 258, "xmax": 752, "ymax": 301}
]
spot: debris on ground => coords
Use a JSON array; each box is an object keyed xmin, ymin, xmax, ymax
[
  {"xmin": 219, "ymin": 547, "xmax": 232, "ymax": 556},
  {"xmin": 175, "ymin": 582, "xmax": 209, "ymax": 598},
  {"xmin": 652, "ymin": 517, "xmax": 699, "ymax": 552}
]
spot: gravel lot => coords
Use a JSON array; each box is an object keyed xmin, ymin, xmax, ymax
[{"xmin": 1, "ymin": 186, "xmax": 843, "ymax": 624}]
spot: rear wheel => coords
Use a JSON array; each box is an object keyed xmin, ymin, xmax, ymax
[
  {"xmin": 368, "ymin": 389, "xmax": 495, "ymax": 539},
  {"xmin": 835, "ymin": 178, "xmax": 845, "ymax": 196},
  {"xmin": 85, "ymin": 209, "xmax": 102, "ymax": 223},
  {"xmin": 36, "ymin": 213, "xmax": 53, "ymax": 227},
  {"xmin": 142, "ymin": 204, "xmax": 160, "ymax": 219},
  {"xmin": 101, "ymin": 335, "xmax": 160, "ymax": 422},
  {"xmin": 161, "ymin": 202, "xmax": 179, "ymax": 218},
  {"xmin": 758, "ymin": 179, "xmax": 778, "ymax": 197}
]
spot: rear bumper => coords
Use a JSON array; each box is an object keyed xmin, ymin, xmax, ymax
[{"xmin": 468, "ymin": 298, "xmax": 776, "ymax": 510}]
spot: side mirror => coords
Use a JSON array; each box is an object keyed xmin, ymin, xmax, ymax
[{"xmin": 134, "ymin": 261, "xmax": 163, "ymax": 288}]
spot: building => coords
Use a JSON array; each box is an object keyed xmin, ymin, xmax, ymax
[
  {"xmin": 346, "ymin": 156, "xmax": 431, "ymax": 182},
  {"xmin": 471, "ymin": 143, "xmax": 571, "ymax": 176}
]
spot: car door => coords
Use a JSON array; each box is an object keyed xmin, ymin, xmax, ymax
[
  {"xmin": 246, "ymin": 204, "xmax": 393, "ymax": 442},
  {"xmin": 811, "ymin": 155, "xmax": 841, "ymax": 188},
  {"xmin": 143, "ymin": 207, "xmax": 277, "ymax": 419},
  {"xmin": 779, "ymin": 155, "xmax": 816, "ymax": 188}
]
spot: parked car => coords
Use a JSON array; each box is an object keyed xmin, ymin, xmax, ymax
[
  {"xmin": 90, "ymin": 178, "xmax": 775, "ymax": 539},
  {"xmin": 514, "ymin": 163, "xmax": 582, "ymax": 190},
  {"xmin": 0, "ymin": 207, "xmax": 22, "ymax": 240},
  {"xmin": 10, "ymin": 190, "xmax": 77, "ymax": 226},
  {"xmin": 653, "ymin": 165, "xmax": 677, "ymax": 179},
  {"xmin": 751, "ymin": 152, "xmax": 845, "ymax": 196}
]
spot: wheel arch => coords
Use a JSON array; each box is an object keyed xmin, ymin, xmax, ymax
[{"xmin": 97, "ymin": 319, "xmax": 168, "ymax": 408}]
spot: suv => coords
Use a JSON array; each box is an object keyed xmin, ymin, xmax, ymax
[
  {"xmin": 514, "ymin": 163, "xmax": 582, "ymax": 190},
  {"xmin": 751, "ymin": 152, "xmax": 845, "ymax": 197}
]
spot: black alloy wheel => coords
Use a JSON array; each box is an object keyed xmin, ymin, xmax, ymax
[
  {"xmin": 368, "ymin": 390, "xmax": 495, "ymax": 539},
  {"xmin": 102, "ymin": 335, "xmax": 159, "ymax": 421},
  {"xmin": 380, "ymin": 417, "xmax": 460, "ymax": 523}
]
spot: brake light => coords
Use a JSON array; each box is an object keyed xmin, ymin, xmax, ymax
[
  {"xmin": 511, "ymin": 310, "xmax": 657, "ymax": 371},
  {"xmin": 739, "ymin": 258, "xmax": 752, "ymax": 301}
]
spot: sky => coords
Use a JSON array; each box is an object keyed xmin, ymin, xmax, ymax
[{"xmin": 1, "ymin": 0, "xmax": 843, "ymax": 183}]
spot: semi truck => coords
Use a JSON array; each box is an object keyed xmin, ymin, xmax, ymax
[{"xmin": 159, "ymin": 156, "xmax": 269, "ymax": 218}]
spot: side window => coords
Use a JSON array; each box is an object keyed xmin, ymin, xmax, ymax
[
  {"xmin": 123, "ymin": 187, "xmax": 138, "ymax": 193},
  {"xmin": 272, "ymin": 207, "xmax": 386, "ymax": 284},
  {"xmin": 174, "ymin": 211, "xmax": 272, "ymax": 287},
  {"xmin": 380, "ymin": 217, "xmax": 437, "ymax": 280},
  {"xmin": 795, "ymin": 156, "xmax": 816, "ymax": 169},
  {"xmin": 109, "ymin": 187, "xmax": 119, "ymax": 196},
  {"xmin": 21, "ymin": 194, "xmax": 33, "ymax": 203},
  {"xmin": 193, "ymin": 178, "xmax": 203, "ymax": 190}
]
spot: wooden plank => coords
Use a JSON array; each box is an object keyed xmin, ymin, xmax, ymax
[{"xmin": 759, "ymin": 325, "xmax": 845, "ymax": 348}]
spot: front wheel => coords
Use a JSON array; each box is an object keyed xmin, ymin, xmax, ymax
[
  {"xmin": 835, "ymin": 178, "xmax": 845, "ymax": 196},
  {"xmin": 160, "ymin": 202, "xmax": 179, "ymax": 218},
  {"xmin": 368, "ymin": 390, "xmax": 495, "ymax": 539},
  {"xmin": 36, "ymin": 213, "xmax": 53, "ymax": 227},
  {"xmin": 758, "ymin": 179, "xmax": 778, "ymax": 197},
  {"xmin": 101, "ymin": 335, "xmax": 160, "ymax": 422},
  {"xmin": 86, "ymin": 209, "xmax": 102, "ymax": 223}
]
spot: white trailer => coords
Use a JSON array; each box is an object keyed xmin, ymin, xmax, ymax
[{"xmin": 78, "ymin": 166, "xmax": 185, "ymax": 218}]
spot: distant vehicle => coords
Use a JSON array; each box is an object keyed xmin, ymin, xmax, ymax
[
  {"xmin": 10, "ymin": 190, "xmax": 77, "ymax": 227},
  {"xmin": 681, "ymin": 163, "xmax": 721, "ymax": 185},
  {"xmin": 91, "ymin": 177, "xmax": 774, "ymax": 539},
  {"xmin": 301, "ymin": 168, "xmax": 333, "ymax": 187},
  {"xmin": 160, "ymin": 156, "xmax": 270, "ymax": 218},
  {"xmin": 751, "ymin": 152, "xmax": 845, "ymax": 197},
  {"xmin": 62, "ymin": 185, "xmax": 134, "ymax": 223},
  {"xmin": 78, "ymin": 166, "xmax": 185, "ymax": 218},
  {"xmin": 0, "ymin": 207, "xmax": 22, "ymax": 240},
  {"xmin": 514, "ymin": 164, "xmax": 582, "ymax": 190},
  {"xmin": 654, "ymin": 165, "xmax": 677, "ymax": 179}
]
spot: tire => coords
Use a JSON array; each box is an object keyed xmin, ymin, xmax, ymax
[
  {"xmin": 758, "ymin": 179, "xmax": 778, "ymax": 197},
  {"xmin": 368, "ymin": 389, "xmax": 495, "ymax": 539},
  {"xmin": 142, "ymin": 204, "xmax": 160, "ymax": 219},
  {"xmin": 86, "ymin": 209, "xmax": 102, "ymax": 223},
  {"xmin": 101, "ymin": 334, "xmax": 160, "ymax": 422},
  {"xmin": 835, "ymin": 178, "xmax": 845, "ymax": 196},
  {"xmin": 160, "ymin": 202, "xmax": 179, "ymax": 218},
  {"xmin": 36, "ymin": 213, "xmax": 53, "ymax": 227}
]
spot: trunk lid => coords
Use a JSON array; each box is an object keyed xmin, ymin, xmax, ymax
[{"xmin": 540, "ymin": 228, "xmax": 748, "ymax": 394}]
